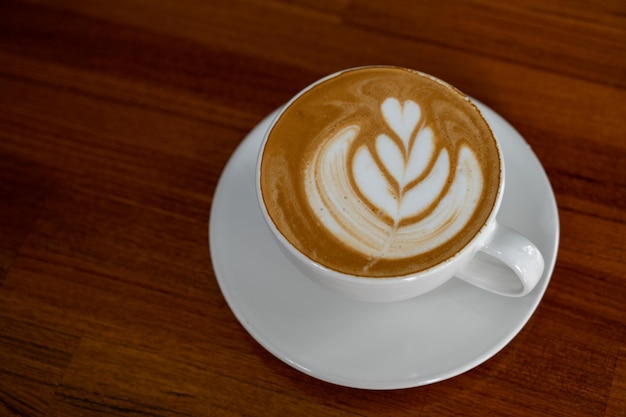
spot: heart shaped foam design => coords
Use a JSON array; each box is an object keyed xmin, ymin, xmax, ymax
[{"xmin": 381, "ymin": 97, "xmax": 420, "ymax": 148}]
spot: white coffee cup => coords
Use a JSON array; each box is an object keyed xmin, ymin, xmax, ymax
[{"xmin": 256, "ymin": 67, "xmax": 544, "ymax": 302}]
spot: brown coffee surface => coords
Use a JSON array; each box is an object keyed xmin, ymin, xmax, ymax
[{"xmin": 260, "ymin": 67, "xmax": 500, "ymax": 277}]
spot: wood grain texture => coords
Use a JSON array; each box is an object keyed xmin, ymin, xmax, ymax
[{"xmin": 0, "ymin": 0, "xmax": 625, "ymax": 416}]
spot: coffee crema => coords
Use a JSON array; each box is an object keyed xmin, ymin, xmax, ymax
[{"xmin": 260, "ymin": 67, "xmax": 501, "ymax": 277}]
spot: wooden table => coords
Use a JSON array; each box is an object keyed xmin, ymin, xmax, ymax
[{"xmin": 1, "ymin": 1, "xmax": 625, "ymax": 416}]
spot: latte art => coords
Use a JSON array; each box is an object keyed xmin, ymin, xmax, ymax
[
  {"xmin": 305, "ymin": 98, "xmax": 483, "ymax": 265},
  {"xmin": 260, "ymin": 67, "xmax": 500, "ymax": 277}
]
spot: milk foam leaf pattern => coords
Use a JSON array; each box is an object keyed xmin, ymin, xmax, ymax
[
  {"xmin": 375, "ymin": 133, "xmax": 405, "ymax": 188},
  {"xmin": 354, "ymin": 98, "xmax": 450, "ymax": 224},
  {"xmin": 353, "ymin": 144, "xmax": 398, "ymax": 219},
  {"xmin": 303, "ymin": 96, "xmax": 483, "ymax": 262},
  {"xmin": 399, "ymin": 147, "xmax": 450, "ymax": 220}
]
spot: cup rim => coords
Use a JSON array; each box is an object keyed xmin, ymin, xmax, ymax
[{"xmin": 255, "ymin": 65, "xmax": 505, "ymax": 284}]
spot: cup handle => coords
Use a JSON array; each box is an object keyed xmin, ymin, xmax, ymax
[{"xmin": 455, "ymin": 223, "xmax": 545, "ymax": 297}]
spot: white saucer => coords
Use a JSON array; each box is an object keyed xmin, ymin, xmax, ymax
[{"xmin": 209, "ymin": 101, "xmax": 559, "ymax": 390}]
